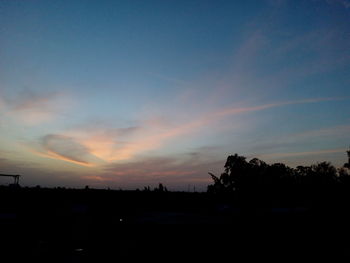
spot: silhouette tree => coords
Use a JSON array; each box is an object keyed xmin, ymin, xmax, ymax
[
  {"xmin": 295, "ymin": 165, "xmax": 312, "ymax": 177},
  {"xmin": 310, "ymin": 162, "xmax": 337, "ymax": 185},
  {"xmin": 207, "ymin": 172, "xmax": 225, "ymax": 193},
  {"xmin": 223, "ymin": 154, "xmax": 249, "ymax": 192},
  {"xmin": 344, "ymin": 148, "xmax": 350, "ymax": 169},
  {"xmin": 208, "ymin": 149, "xmax": 350, "ymax": 208},
  {"xmin": 153, "ymin": 183, "xmax": 167, "ymax": 192},
  {"xmin": 338, "ymin": 167, "xmax": 350, "ymax": 184},
  {"xmin": 338, "ymin": 147, "xmax": 350, "ymax": 186}
]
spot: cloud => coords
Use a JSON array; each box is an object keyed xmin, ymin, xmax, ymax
[
  {"xmin": 99, "ymin": 150, "xmax": 224, "ymax": 191},
  {"xmin": 326, "ymin": 0, "xmax": 350, "ymax": 8},
  {"xmin": 246, "ymin": 124, "xmax": 350, "ymax": 155},
  {"xmin": 3, "ymin": 138, "xmax": 223, "ymax": 190},
  {"xmin": 42, "ymin": 134, "xmax": 94, "ymax": 165},
  {"xmin": 26, "ymin": 124, "xmax": 145, "ymax": 166},
  {"xmin": 12, "ymin": 91, "xmax": 56, "ymax": 111},
  {"xmin": 26, "ymin": 96, "xmax": 346, "ymax": 166},
  {"xmin": 202, "ymin": 14, "xmax": 350, "ymax": 106},
  {"xmin": 213, "ymin": 97, "xmax": 344, "ymax": 118},
  {"xmin": 0, "ymin": 90, "xmax": 73, "ymax": 125},
  {"xmin": 0, "ymin": 153, "xmax": 96, "ymax": 187},
  {"xmin": 257, "ymin": 148, "xmax": 346, "ymax": 159},
  {"xmin": 0, "ymin": 157, "xmax": 10, "ymax": 166},
  {"xmin": 172, "ymin": 97, "xmax": 345, "ymax": 141},
  {"xmin": 28, "ymin": 134, "xmax": 101, "ymax": 167},
  {"xmin": 148, "ymin": 72, "xmax": 189, "ymax": 86},
  {"xmin": 291, "ymin": 124, "xmax": 350, "ymax": 140},
  {"xmin": 64, "ymin": 125, "xmax": 147, "ymax": 162}
]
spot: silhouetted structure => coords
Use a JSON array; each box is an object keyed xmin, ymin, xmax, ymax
[{"xmin": 0, "ymin": 173, "xmax": 21, "ymax": 186}]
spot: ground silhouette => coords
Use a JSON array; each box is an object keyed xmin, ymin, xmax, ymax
[{"xmin": 0, "ymin": 149, "xmax": 350, "ymax": 261}]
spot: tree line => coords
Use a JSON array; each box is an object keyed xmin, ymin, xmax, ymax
[{"xmin": 207, "ymin": 149, "xmax": 350, "ymax": 207}]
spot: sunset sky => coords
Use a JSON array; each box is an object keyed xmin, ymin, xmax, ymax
[{"xmin": 1, "ymin": 0, "xmax": 349, "ymax": 191}]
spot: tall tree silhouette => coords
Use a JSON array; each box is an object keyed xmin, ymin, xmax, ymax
[
  {"xmin": 310, "ymin": 162, "xmax": 337, "ymax": 185},
  {"xmin": 208, "ymin": 149, "xmax": 350, "ymax": 208},
  {"xmin": 345, "ymin": 148, "xmax": 350, "ymax": 169}
]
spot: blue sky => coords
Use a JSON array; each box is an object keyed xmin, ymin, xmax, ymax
[{"xmin": 1, "ymin": 0, "xmax": 350, "ymax": 190}]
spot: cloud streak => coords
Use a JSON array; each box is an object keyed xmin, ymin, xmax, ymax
[
  {"xmin": 42, "ymin": 134, "xmax": 94, "ymax": 166},
  {"xmin": 258, "ymin": 148, "xmax": 346, "ymax": 159},
  {"xmin": 28, "ymin": 134, "xmax": 100, "ymax": 167},
  {"xmin": 326, "ymin": 0, "xmax": 350, "ymax": 8},
  {"xmin": 246, "ymin": 123, "xmax": 350, "ymax": 155},
  {"xmin": 26, "ymin": 96, "xmax": 346, "ymax": 166},
  {"xmin": 213, "ymin": 97, "xmax": 346, "ymax": 118},
  {"xmin": 0, "ymin": 90, "xmax": 73, "ymax": 125}
]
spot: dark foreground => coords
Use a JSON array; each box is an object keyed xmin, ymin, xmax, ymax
[{"xmin": 1, "ymin": 186, "xmax": 349, "ymax": 261}]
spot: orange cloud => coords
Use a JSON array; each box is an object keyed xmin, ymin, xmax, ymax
[
  {"xmin": 27, "ymin": 147, "xmax": 95, "ymax": 167},
  {"xmin": 45, "ymin": 150, "xmax": 95, "ymax": 167},
  {"xmin": 65, "ymin": 128, "xmax": 159, "ymax": 162},
  {"xmin": 26, "ymin": 97, "xmax": 345, "ymax": 166}
]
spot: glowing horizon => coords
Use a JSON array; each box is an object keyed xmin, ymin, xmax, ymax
[{"xmin": 1, "ymin": 0, "xmax": 349, "ymax": 191}]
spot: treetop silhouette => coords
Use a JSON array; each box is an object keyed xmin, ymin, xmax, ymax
[{"xmin": 208, "ymin": 148, "xmax": 350, "ymax": 207}]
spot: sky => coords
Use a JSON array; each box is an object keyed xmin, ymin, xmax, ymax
[{"xmin": 0, "ymin": 0, "xmax": 350, "ymax": 191}]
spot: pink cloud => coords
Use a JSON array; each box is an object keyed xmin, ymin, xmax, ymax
[
  {"xmin": 27, "ymin": 97, "xmax": 345, "ymax": 166},
  {"xmin": 0, "ymin": 90, "xmax": 74, "ymax": 125},
  {"xmin": 33, "ymin": 149, "xmax": 95, "ymax": 167},
  {"xmin": 26, "ymin": 134, "xmax": 101, "ymax": 167},
  {"xmin": 98, "ymin": 154, "xmax": 223, "ymax": 190}
]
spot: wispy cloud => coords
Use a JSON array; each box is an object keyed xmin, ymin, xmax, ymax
[
  {"xmin": 213, "ymin": 97, "xmax": 344, "ymax": 118},
  {"xmin": 0, "ymin": 90, "xmax": 73, "ymax": 125},
  {"xmin": 99, "ymin": 151, "xmax": 224, "ymax": 190},
  {"xmin": 291, "ymin": 124, "xmax": 350, "ymax": 139},
  {"xmin": 246, "ymin": 123, "xmax": 350, "ymax": 155},
  {"xmin": 27, "ymin": 134, "xmax": 101, "ymax": 167},
  {"xmin": 258, "ymin": 148, "xmax": 346, "ymax": 159},
  {"xmin": 63, "ymin": 124, "xmax": 142, "ymax": 162},
  {"xmin": 148, "ymin": 72, "xmax": 189, "ymax": 86},
  {"xmin": 326, "ymin": 0, "xmax": 350, "ymax": 8},
  {"xmin": 26, "ymin": 96, "xmax": 346, "ymax": 166}
]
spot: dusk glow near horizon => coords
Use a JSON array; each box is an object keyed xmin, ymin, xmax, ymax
[{"xmin": 1, "ymin": 0, "xmax": 349, "ymax": 191}]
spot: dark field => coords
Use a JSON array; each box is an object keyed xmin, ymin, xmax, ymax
[{"xmin": 1, "ymin": 186, "xmax": 350, "ymax": 262}]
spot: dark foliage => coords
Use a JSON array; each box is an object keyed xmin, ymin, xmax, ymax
[
  {"xmin": 1, "ymin": 150, "xmax": 350, "ymax": 261},
  {"xmin": 208, "ymin": 149, "xmax": 350, "ymax": 208}
]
